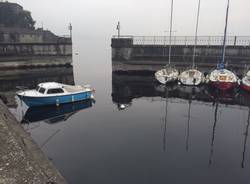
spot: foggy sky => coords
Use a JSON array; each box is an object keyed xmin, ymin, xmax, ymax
[{"xmin": 13, "ymin": 0, "xmax": 250, "ymax": 38}]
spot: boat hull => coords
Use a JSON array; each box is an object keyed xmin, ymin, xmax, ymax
[
  {"xmin": 179, "ymin": 69, "xmax": 204, "ymax": 86},
  {"xmin": 208, "ymin": 69, "xmax": 238, "ymax": 91},
  {"xmin": 18, "ymin": 91, "xmax": 93, "ymax": 107},
  {"xmin": 209, "ymin": 81, "xmax": 237, "ymax": 91},
  {"xmin": 155, "ymin": 67, "xmax": 179, "ymax": 85},
  {"xmin": 241, "ymin": 84, "xmax": 250, "ymax": 92}
]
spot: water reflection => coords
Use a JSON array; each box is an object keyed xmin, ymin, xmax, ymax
[
  {"xmin": 186, "ymin": 98, "xmax": 192, "ymax": 152},
  {"xmin": 112, "ymin": 72, "xmax": 249, "ymax": 107},
  {"xmin": 112, "ymin": 72, "xmax": 250, "ymax": 169},
  {"xmin": 21, "ymin": 99, "xmax": 94, "ymax": 124},
  {"xmin": 163, "ymin": 89, "xmax": 169, "ymax": 152},
  {"xmin": 209, "ymin": 100, "xmax": 219, "ymax": 166},
  {"xmin": 242, "ymin": 108, "xmax": 250, "ymax": 168},
  {"xmin": 2, "ymin": 66, "xmax": 96, "ymax": 126}
]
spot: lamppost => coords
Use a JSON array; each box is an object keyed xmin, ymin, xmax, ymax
[
  {"xmin": 68, "ymin": 23, "xmax": 72, "ymax": 38},
  {"xmin": 116, "ymin": 21, "xmax": 121, "ymax": 38}
]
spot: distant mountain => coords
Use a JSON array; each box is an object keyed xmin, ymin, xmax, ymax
[{"xmin": 0, "ymin": 2, "xmax": 35, "ymax": 29}]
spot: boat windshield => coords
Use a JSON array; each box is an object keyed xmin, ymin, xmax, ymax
[
  {"xmin": 36, "ymin": 86, "xmax": 40, "ymax": 91},
  {"xmin": 47, "ymin": 88, "xmax": 64, "ymax": 94},
  {"xmin": 38, "ymin": 87, "xmax": 46, "ymax": 94}
]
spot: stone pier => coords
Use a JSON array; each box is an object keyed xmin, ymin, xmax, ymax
[
  {"xmin": 0, "ymin": 2, "xmax": 73, "ymax": 68},
  {"xmin": 111, "ymin": 36, "xmax": 250, "ymax": 75},
  {"xmin": 0, "ymin": 100, "xmax": 67, "ymax": 184}
]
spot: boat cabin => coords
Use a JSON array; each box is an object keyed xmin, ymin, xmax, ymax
[{"xmin": 36, "ymin": 82, "xmax": 65, "ymax": 95}]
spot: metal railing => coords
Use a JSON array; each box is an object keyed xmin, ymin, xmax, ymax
[{"xmin": 112, "ymin": 35, "xmax": 250, "ymax": 46}]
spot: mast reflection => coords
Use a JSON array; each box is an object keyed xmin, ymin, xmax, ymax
[
  {"xmin": 112, "ymin": 72, "xmax": 245, "ymax": 108},
  {"xmin": 209, "ymin": 100, "xmax": 219, "ymax": 166},
  {"xmin": 112, "ymin": 72, "xmax": 250, "ymax": 168},
  {"xmin": 241, "ymin": 108, "xmax": 250, "ymax": 168},
  {"xmin": 163, "ymin": 88, "xmax": 169, "ymax": 152}
]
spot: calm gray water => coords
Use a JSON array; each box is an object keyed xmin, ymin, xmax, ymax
[{"xmin": 2, "ymin": 38, "xmax": 250, "ymax": 184}]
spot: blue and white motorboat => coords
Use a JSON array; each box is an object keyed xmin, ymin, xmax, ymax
[{"xmin": 17, "ymin": 82, "xmax": 95, "ymax": 107}]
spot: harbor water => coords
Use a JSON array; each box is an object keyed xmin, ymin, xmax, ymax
[{"xmin": 1, "ymin": 38, "xmax": 250, "ymax": 184}]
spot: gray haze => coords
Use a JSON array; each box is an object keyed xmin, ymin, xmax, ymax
[{"xmin": 14, "ymin": 0, "xmax": 250, "ymax": 37}]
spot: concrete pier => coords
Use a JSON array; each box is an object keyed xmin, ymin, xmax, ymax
[
  {"xmin": 0, "ymin": 100, "xmax": 67, "ymax": 184},
  {"xmin": 111, "ymin": 36, "xmax": 250, "ymax": 75},
  {"xmin": 0, "ymin": 2, "xmax": 72, "ymax": 68},
  {"xmin": 0, "ymin": 42, "xmax": 72, "ymax": 68}
]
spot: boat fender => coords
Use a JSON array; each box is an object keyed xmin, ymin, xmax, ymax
[
  {"xmin": 56, "ymin": 99, "xmax": 60, "ymax": 107},
  {"xmin": 237, "ymin": 79, "xmax": 241, "ymax": 85}
]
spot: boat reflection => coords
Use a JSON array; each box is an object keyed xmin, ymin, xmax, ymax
[
  {"xmin": 112, "ymin": 72, "xmax": 250, "ymax": 168},
  {"xmin": 21, "ymin": 99, "xmax": 94, "ymax": 124},
  {"xmin": 112, "ymin": 72, "xmax": 249, "ymax": 107}
]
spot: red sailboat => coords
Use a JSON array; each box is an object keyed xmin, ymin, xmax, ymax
[{"xmin": 208, "ymin": 0, "xmax": 238, "ymax": 91}]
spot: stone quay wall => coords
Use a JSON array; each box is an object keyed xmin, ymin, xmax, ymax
[
  {"xmin": 111, "ymin": 37, "xmax": 250, "ymax": 75},
  {"xmin": 0, "ymin": 42, "xmax": 72, "ymax": 68}
]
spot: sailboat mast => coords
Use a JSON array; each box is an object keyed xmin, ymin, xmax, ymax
[
  {"xmin": 192, "ymin": 0, "xmax": 201, "ymax": 69},
  {"xmin": 222, "ymin": 0, "xmax": 230, "ymax": 64},
  {"xmin": 168, "ymin": 0, "xmax": 174, "ymax": 65}
]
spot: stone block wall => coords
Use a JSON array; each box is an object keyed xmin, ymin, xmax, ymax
[
  {"xmin": 111, "ymin": 38, "xmax": 250, "ymax": 74},
  {"xmin": 0, "ymin": 43, "xmax": 72, "ymax": 56}
]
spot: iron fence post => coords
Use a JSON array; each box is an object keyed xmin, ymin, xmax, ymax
[{"xmin": 234, "ymin": 36, "xmax": 237, "ymax": 46}]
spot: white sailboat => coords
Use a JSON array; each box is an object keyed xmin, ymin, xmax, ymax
[
  {"xmin": 179, "ymin": 0, "xmax": 204, "ymax": 86},
  {"xmin": 155, "ymin": 0, "xmax": 179, "ymax": 84},
  {"xmin": 208, "ymin": 0, "xmax": 238, "ymax": 91}
]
